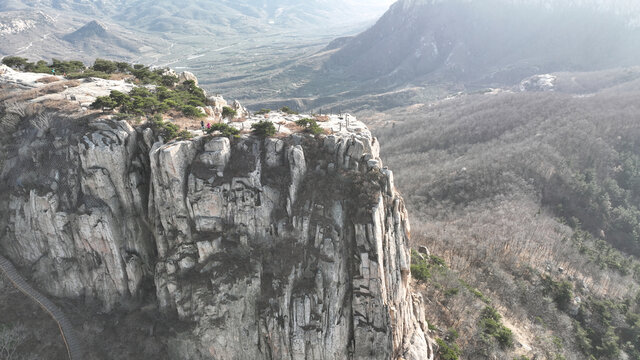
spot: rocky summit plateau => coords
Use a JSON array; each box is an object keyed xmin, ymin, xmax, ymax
[{"xmin": 0, "ymin": 67, "xmax": 434, "ymax": 359}]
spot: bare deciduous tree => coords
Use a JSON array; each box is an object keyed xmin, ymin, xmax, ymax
[{"xmin": 0, "ymin": 324, "xmax": 28, "ymax": 360}]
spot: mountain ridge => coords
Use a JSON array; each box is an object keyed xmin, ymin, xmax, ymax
[
  {"xmin": 326, "ymin": 0, "xmax": 640, "ymax": 86},
  {"xmin": 62, "ymin": 20, "xmax": 139, "ymax": 53}
]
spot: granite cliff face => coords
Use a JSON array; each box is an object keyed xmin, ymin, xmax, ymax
[
  {"xmin": 0, "ymin": 76, "xmax": 433, "ymax": 359},
  {"xmin": 0, "ymin": 118, "xmax": 155, "ymax": 308}
]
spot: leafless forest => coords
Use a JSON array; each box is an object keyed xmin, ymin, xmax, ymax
[{"xmin": 376, "ymin": 88, "xmax": 640, "ymax": 359}]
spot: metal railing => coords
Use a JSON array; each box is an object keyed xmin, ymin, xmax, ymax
[{"xmin": 0, "ymin": 255, "xmax": 84, "ymax": 360}]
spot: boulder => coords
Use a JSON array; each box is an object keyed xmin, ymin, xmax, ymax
[
  {"xmin": 178, "ymin": 71, "xmax": 198, "ymax": 86},
  {"xmin": 199, "ymin": 137, "xmax": 230, "ymax": 170}
]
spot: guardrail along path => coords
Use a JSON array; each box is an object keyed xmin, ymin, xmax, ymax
[{"xmin": 0, "ymin": 255, "xmax": 85, "ymax": 360}]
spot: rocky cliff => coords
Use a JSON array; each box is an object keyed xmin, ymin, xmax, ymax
[{"xmin": 0, "ymin": 74, "xmax": 433, "ymax": 359}]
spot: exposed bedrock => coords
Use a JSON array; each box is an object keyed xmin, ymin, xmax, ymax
[{"xmin": 0, "ymin": 116, "xmax": 433, "ymax": 359}]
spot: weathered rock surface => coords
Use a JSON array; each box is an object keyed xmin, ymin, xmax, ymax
[
  {"xmin": 178, "ymin": 71, "xmax": 199, "ymax": 87},
  {"xmin": 0, "ymin": 64, "xmax": 136, "ymax": 108},
  {"xmin": 0, "ymin": 117, "xmax": 154, "ymax": 310},
  {"xmin": 1, "ymin": 108, "xmax": 433, "ymax": 359},
  {"xmin": 148, "ymin": 131, "xmax": 433, "ymax": 359},
  {"xmin": 520, "ymin": 74, "xmax": 557, "ymax": 92}
]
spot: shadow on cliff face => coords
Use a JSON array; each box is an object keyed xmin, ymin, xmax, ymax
[
  {"xmin": 0, "ymin": 273, "xmax": 68, "ymax": 359},
  {"xmin": 0, "ymin": 89, "xmax": 99, "ymax": 255},
  {"xmin": 1, "ymin": 258, "xmax": 190, "ymax": 360},
  {"xmin": 40, "ymin": 293, "xmax": 195, "ymax": 360},
  {"xmin": 191, "ymin": 139, "xmax": 258, "ymax": 186},
  {"xmin": 0, "ymin": 92, "xmax": 182, "ymax": 359},
  {"xmin": 1, "ymin": 91, "xmax": 431, "ymax": 359}
]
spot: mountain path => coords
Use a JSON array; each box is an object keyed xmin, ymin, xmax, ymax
[{"xmin": 0, "ymin": 254, "xmax": 84, "ymax": 360}]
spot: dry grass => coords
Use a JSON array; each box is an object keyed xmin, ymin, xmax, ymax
[
  {"xmin": 41, "ymin": 80, "xmax": 81, "ymax": 93},
  {"xmin": 41, "ymin": 99, "xmax": 80, "ymax": 113},
  {"xmin": 5, "ymin": 88, "xmax": 41, "ymax": 102},
  {"xmin": 160, "ymin": 112, "xmax": 205, "ymax": 130},
  {"xmin": 0, "ymin": 80, "xmax": 81, "ymax": 103},
  {"xmin": 314, "ymin": 115, "xmax": 330, "ymax": 122},
  {"xmin": 0, "ymin": 87, "xmax": 19, "ymax": 103},
  {"xmin": 36, "ymin": 76, "xmax": 61, "ymax": 84},
  {"xmin": 62, "ymin": 80, "xmax": 81, "ymax": 88},
  {"xmin": 273, "ymin": 130, "xmax": 292, "ymax": 138},
  {"xmin": 3, "ymin": 101, "xmax": 44, "ymax": 118},
  {"xmin": 284, "ymin": 122, "xmax": 302, "ymax": 131},
  {"xmin": 40, "ymin": 82, "xmax": 69, "ymax": 94},
  {"xmin": 109, "ymin": 73, "xmax": 133, "ymax": 81}
]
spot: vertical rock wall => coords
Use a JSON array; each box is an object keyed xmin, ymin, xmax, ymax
[
  {"xmin": 149, "ymin": 133, "xmax": 433, "ymax": 359},
  {"xmin": 0, "ymin": 119, "xmax": 155, "ymax": 310},
  {"xmin": 0, "ymin": 116, "xmax": 434, "ymax": 359}
]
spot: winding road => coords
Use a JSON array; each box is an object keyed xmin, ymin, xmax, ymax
[{"xmin": 0, "ymin": 255, "xmax": 84, "ymax": 360}]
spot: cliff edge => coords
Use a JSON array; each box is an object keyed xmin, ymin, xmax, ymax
[{"xmin": 0, "ymin": 68, "xmax": 434, "ymax": 359}]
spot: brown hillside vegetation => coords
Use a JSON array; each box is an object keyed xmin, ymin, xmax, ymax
[{"xmin": 375, "ymin": 90, "xmax": 640, "ymax": 360}]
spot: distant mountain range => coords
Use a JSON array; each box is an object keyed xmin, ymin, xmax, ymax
[
  {"xmin": 62, "ymin": 20, "xmax": 139, "ymax": 54},
  {"xmin": 242, "ymin": 0, "xmax": 640, "ymax": 112},
  {"xmin": 323, "ymin": 0, "xmax": 640, "ymax": 89},
  {"xmin": 0, "ymin": 0, "xmax": 393, "ymax": 35},
  {"xmin": 4, "ymin": 0, "xmax": 640, "ymax": 113},
  {"xmin": 0, "ymin": 0, "xmax": 393, "ymax": 77},
  {"xmin": 0, "ymin": 9, "xmax": 159, "ymax": 62}
]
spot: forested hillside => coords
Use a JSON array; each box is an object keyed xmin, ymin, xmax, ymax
[{"xmin": 375, "ymin": 86, "xmax": 640, "ymax": 359}]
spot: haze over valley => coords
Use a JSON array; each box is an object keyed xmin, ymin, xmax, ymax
[{"xmin": 3, "ymin": 0, "xmax": 640, "ymax": 111}]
